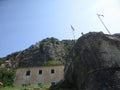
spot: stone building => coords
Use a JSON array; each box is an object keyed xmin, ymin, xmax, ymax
[{"xmin": 14, "ymin": 65, "xmax": 64, "ymax": 86}]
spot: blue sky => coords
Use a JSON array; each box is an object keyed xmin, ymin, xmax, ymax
[{"xmin": 0, "ymin": 0, "xmax": 120, "ymax": 57}]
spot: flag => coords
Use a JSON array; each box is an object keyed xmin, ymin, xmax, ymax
[
  {"xmin": 71, "ymin": 25, "xmax": 75, "ymax": 31},
  {"xmin": 97, "ymin": 14, "xmax": 104, "ymax": 17}
]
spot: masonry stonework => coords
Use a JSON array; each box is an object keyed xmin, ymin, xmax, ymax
[{"xmin": 14, "ymin": 65, "xmax": 64, "ymax": 86}]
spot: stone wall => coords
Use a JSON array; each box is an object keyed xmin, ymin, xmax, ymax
[{"xmin": 14, "ymin": 65, "xmax": 64, "ymax": 86}]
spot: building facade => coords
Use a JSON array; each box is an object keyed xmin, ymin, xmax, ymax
[{"xmin": 14, "ymin": 65, "xmax": 64, "ymax": 86}]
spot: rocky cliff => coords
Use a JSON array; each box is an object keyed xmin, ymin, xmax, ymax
[
  {"xmin": 0, "ymin": 37, "xmax": 74, "ymax": 68},
  {"xmin": 51, "ymin": 32, "xmax": 120, "ymax": 90}
]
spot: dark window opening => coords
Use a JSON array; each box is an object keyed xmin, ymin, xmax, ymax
[
  {"xmin": 51, "ymin": 69, "xmax": 55, "ymax": 74},
  {"xmin": 22, "ymin": 83, "xmax": 30, "ymax": 87},
  {"xmin": 38, "ymin": 83, "xmax": 42, "ymax": 86},
  {"xmin": 26, "ymin": 70, "xmax": 30, "ymax": 76},
  {"xmin": 51, "ymin": 82, "xmax": 56, "ymax": 86},
  {"xmin": 22, "ymin": 84, "xmax": 27, "ymax": 87},
  {"xmin": 39, "ymin": 70, "xmax": 42, "ymax": 75}
]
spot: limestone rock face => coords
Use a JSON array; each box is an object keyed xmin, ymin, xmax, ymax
[
  {"xmin": 0, "ymin": 37, "xmax": 74, "ymax": 68},
  {"xmin": 18, "ymin": 38, "xmax": 66, "ymax": 67},
  {"xmin": 54, "ymin": 32, "xmax": 120, "ymax": 90}
]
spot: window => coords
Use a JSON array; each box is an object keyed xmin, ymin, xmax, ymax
[
  {"xmin": 39, "ymin": 70, "xmax": 42, "ymax": 75},
  {"xmin": 51, "ymin": 82, "xmax": 56, "ymax": 86},
  {"xmin": 38, "ymin": 83, "xmax": 42, "ymax": 86},
  {"xmin": 26, "ymin": 70, "xmax": 30, "ymax": 76},
  {"xmin": 51, "ymin": 69, "xmax": 55, "ymax": 74},
  {"xmin": 22, "ymin": 84, "xmax": 26, "ymax": 87},
  {"xmin": 22, "ymin": 83, "xmax": 30, "ymax": 87}
]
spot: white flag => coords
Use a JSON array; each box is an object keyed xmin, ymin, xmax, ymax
[
  {"xmin": 97, "ymin": 14, "xmax": 104, "ymax": 17},
  {"xmin": 71, "ymin": 25, "xmax": 75, "ymax": 31}
]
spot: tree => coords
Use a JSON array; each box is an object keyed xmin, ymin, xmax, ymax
[{"xmin": 0, "ymin": 68, "xmax": 16, "ymax": 86}]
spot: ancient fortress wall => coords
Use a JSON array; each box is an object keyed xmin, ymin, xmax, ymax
[{"xmin": 14, "ymin": 65, "xmax": 64, "ymax": 86}]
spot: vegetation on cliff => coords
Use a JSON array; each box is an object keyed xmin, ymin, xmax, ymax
[
  {"xmin": 0, "ymin": 37, "xmax": 74, "ymax": 68},
  {"xmin": 0, "ymin": 37, "xmax": 74, "ymax": 88},
  {"xmin": 43, "ymin": 60, "xmax": 66, "ymax": 66}
]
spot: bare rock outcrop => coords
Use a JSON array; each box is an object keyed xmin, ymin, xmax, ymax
[
  {"xmin": 0, "ymin": 37, "xmax": 74, "ymax": 68},
  {"xmin": 52, "ymin": 32, "xmax": 120, "ymax": 90}
]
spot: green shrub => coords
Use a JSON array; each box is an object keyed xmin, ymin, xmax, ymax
[
  {"xmin": 0, "ymin": 84, "xmax": 50, "ymax": 90},
  {"xmin": 43, "ymin": 61, "xmax": 65, "ymax": 66},
  {"xmin": 0, "ymin": 58, "xmax": 4, "ymax": 65},
  {"xmin": 0, "ymin": 68, "xmax": 16, "ymax": 87},
  {"xmin": 38, "ymin": 83, "xmax": 50, "ymax": 89}
]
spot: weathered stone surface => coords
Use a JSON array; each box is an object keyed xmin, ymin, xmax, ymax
[
  {"xmin": 51, "ymin": 32, "xmax": 120, "ymax": 90},
  {"xmin": 0, "ymin": 37, "xmax": 74, "ymax": 68},
  {"xmin": 14, "ymin": 65, "xmax": 64, "ymax": 86}
]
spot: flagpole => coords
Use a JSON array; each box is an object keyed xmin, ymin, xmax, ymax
[
  {"xmin": 97, "ymin": 14, "xmax": 111, "ymax": 35},
  {"xmin": 72, "ymin": 29, "xmax": 75, "ymax": 42},
  {"xmin": 71, "ymin": 25, "xmax": 76, "ymax": 43}
]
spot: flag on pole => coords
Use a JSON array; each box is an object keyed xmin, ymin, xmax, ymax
[
  {"xmin": 97, "ymin": 14, "xmax": 104, "ymax": 17},
  {"xmin": 71, "ymin": 25, "xmax": 75, "ymax": 31}
]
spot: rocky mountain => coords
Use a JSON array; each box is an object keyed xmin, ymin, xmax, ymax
[
  {"xmin": 0, "ymin": 37, "xmax": 74, "ymax": 68},
  {"xmin": 51, "ymin": 32, "xmax": 120, "ymax": 90}
]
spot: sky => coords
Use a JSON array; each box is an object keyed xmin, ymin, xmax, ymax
[{"xmin": 0, "ymin": 0, "xmax": 120, "ymax": 57}]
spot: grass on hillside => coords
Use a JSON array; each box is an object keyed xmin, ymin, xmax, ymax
[
  {"xmin": 0, "ymin": 84, "xmax": 50, "ymax": 90},
  {"xmin": 43, "ymin": 60, "xmax": 65, "ymax": 66}
]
